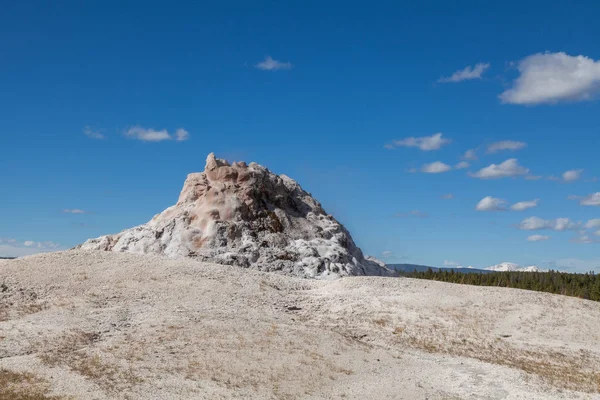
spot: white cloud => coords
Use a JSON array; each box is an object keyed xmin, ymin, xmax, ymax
[
  {"xmin": 381, "ymin": 250, "xmax": 393, "ymax": 258},
  {"xmin": 470, "ymin": 158, "xmax": 529, "ymax": 179},
  {"xmin": 175, "ymin": 128, "xmax": 190, "ymax": 142},
  {"xmin": 462, "ymin": 149, "xmax": 478, "ymax": 160},
  {"xmin": 580, "ymin": 192, "xmax": 600, "ymax": 206},
  {"xmin": 585, "ymin": 219, "xmax": 600, "ymax": 229},
  {"xmin": 421, "ymin": 161, "xmax": 452, "ymax": 174},
  {"xmin": 444, "ymin": 260, "xmax": 461, "ymax": 267},
  {"xmin": 388, "ymin": 133, "xmax": 451, "ymax": 151},
  {"xmin": 124, "ymin": 126, "xmax": 190, "ymax": 142},
  {"xmin": 454, "ymin": 161, "xmax": 469, "ymax": 170},
  {"xmin": 596, "ymin": 230, "xmax": 600, "ymax": 236},
  {"xmin": 486, "ymin": 140, "xmax": 527, "ymax": 154},
  {"xmin": 562, "ymin": 169, "xmax": 583, "ymax": 182},
  {"xmin": 570, "ymin": 235, "xmax": 596, "ymax": 244},
  {"xmin": 527, "ymin": 235, "xmax": 549, "ymax": 242},
  {"xmin": 83, "ymin": 126, "xmax": 104, "ymax": 139},
  {"xmin": 511, "ymin": 199, "xmax": 539, "ymax": 211},
  {"xmin": 475, "ymin": 196, "xmax": 507, "ymax": 212},
  {"xmin": 0, "ymin": 238, "xmax": 61, "ymax": 257},
  {"xmin": 441, "ymin": 193, "xmax": 454, "ymax": 200},
  {"xmin": 500, "ymin": 52, "xmax": 600, "ymax": 105},
  {"xmin": 438, "ymin": 63, "xmax": 490, "ymax": 83},
  {"xmin": 518, "ymin": 217, "xmax": 579, "ymax": 231},
  {"xmin": 62, "ymin": 209, "xmax": 86, "ymax": 214},
  {"xmin": 255, "ymin": 56, "xmax": 293, "ymax": 71}
]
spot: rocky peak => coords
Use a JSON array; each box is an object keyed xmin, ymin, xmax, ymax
[{"xmin": 78, "ymin": 153, "xmax": 391, "ymax": 278}]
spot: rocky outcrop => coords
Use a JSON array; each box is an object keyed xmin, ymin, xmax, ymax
[{"xmin": 78, "ymin": 153, "xmax": 391, "ymax": 278}]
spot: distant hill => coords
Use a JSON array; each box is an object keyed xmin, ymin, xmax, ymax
[
  {"xmin": 388, "ymin": 264, "xmax": 493, "ymax": 274},
  {"xmin": 0, "ymin": 256, "xmax": 17, "ymax": 260}
]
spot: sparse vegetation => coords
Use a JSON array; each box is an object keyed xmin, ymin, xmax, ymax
[{"xmin": 0, "ymin": 369, "xmax": 63, "ymax": 400}]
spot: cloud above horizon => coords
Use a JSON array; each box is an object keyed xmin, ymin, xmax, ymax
[
  {"xmin": 124, "ymin": 126, "xmax": 190, "ymax": 142},
  {"xmin": 0, "ymin": 238, "xmax": 61, "ymax": 257},
  {"xmin": 255, "ymin": 56, "xmax": 293, "ymax": 71},
  {"xmin": 62, "ymin": 209, "xmax": 87, "ymax": 214},
  {"xmin": 570, "ymin": 192, "xmax": 600, "ymax": 206},
  {"xmin": 511, "ymin": 199, "xmax": 539, "ymax": 211},
  {"xmin": 562, "ymin": 169, "xmax": 583, "ymax": 182},
  {"xmin": 470, "ymin": 159, "xmax": 529, "ymax": 179},
  {"xmin": 518, "ymin": 217, "xmax": 579, "ymax": 231},
  {"xmin": 486, "ymin": 140, "xmax": 527, "ymax": 154},
  {"xmin": 83, "ymin": 126, "xmax": 104, "ymax": 140},
  {"xmin": 421, "ymin": 161, "xmax": 452, "ymax": 174},
  {"xmin": 462, "ymin": 149, "xmax": 478, "ymax": 160},
  {"xmin": 475, "ymin": 196, "xmax": 507, "ymax": 212},
  {"xmin": 528, "ymin": 235, "xmax": 550, "ymax": 242},
  {"xmin": 438, "ymin": 63, "xmax": 490, "ymax": 83},
  {"xmin": 386, "ymin": 133, "xmax": 451, "ymax": 151},
  {"xmin": 500, "ymin": 52, "xmax": 600, "ymax": 105}
]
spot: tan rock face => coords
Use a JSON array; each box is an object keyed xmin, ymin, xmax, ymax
[{"xmin": 78, "ymin": 153, "xmax": 390, "ymax": 278}]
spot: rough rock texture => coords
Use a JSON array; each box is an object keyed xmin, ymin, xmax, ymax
[{"xmin": 78, "ymin": 153, "xmax": 390, "ymax": 278}]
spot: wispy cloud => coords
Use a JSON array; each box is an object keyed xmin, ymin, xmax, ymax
[
  {"xmin": 421, "ymin": 161, "xmax": 452, "ymax": 174},
  {"xmin": 470, "ymin": 159, "xmax": 529, "ymax": 179},
  {"xmin": 585, "ymin": 219, "xmax": 600, "ymax": 229},
  {"xmin": 441, "ymin": 193, "xmax": 454, "ymax": 200},
  {"xmin": 527, "ymin": 235, "xmax": 549, "ymax": 242},
  {"xmin": 511, "ymin": 199, "xmax": 539, "ymax": 211},
  {"xmin": 444, "ymin": 260, "xmax": 461, "ymax": 267},
  {"xmin": 475, "ymin": 196, "xmax": 507, "ymax": 212},
  {"xmin": 562, "ymin": 169, "xmax": 583, "ymax": 182},
  {"xmin": 500, "ymin": 52, "xmax": 600, "ymax": 105},
  {"xmin": 381, "ymin": 250, "xmax": 393, "ymax": 258},
  {"xmin": 83, "ymin": 126, "xmax": 104, "ymax": 140},
  {"xmin": 574, "ymin": 192, "xmax": 600, "ymax": 206},
  {"xmin": 255, "ymin": 56, "xmax": 293, "ymax": 71},
  {"xmin": 570, "ymin": 235, "xmax": 598, "ymax": 244},
  {"xmin": 438, "ymin": 63, "xmax": 490, "ymax": 83},
  {"xmin": 518, "ymin": 217, "xmax": 580, "ymax": 231},
  {"xmin": 62, "ymin": 209, "xmax": 86, "ymax": 214},
  {"xmin": 454, "ymin": 161, "xmax": 470, "ymax": 170},
  {"xmin": 0, "ymin": 238, "xmax": 61, "ymax": 257},
  {"xmin": 386, "ymin": 133, "xmax": 451, "ymax": 151},
  {"xmin": 175, "ymin": 128, "xmax": 190, "ymax": 142},
  {"xmin": 124, "ymin": 126, "xmax": 190, "ymax": 142},
  {"xmin": 486, "ymin": 140, "xmax": 527, "ymax": 154},
  {"xmin": 462, "ymin": 149, "xmax": 478, "ymax": 160}
]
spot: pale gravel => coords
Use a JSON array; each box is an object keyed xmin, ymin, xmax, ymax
[{"xmin": 1, "ymin": 250, "xmax": 599, "ymax": 399}]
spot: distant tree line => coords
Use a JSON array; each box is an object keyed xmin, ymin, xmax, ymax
[{"xmin": 398, "ymin": 268, "xmax": 600, "ymax": 302}]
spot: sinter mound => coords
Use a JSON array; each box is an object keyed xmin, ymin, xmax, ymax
[{"xmin": 78, "ymin": 153, "xmax": 390, "ymax": 278}]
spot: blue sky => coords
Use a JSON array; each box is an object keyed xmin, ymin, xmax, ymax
[{"xmin": 1, "ymin": 1, "xmax": 599, "ymax": 271}]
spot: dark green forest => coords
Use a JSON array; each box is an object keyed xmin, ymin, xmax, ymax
[{"xmin": 399, "ymin": 269, "xmax": 600, "ymax": 302}]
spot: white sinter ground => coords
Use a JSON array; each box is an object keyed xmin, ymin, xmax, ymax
[{"xmin": 1, "ymin": 251, "xmax": 599, "ymax": 399}]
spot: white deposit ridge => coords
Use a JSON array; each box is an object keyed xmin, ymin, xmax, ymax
[{"xmin": 78, "ymin": 153, "xmax": 390, "ymax": 278}]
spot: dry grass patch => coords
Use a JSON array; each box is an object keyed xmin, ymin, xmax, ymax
[
  {"xmin": 0, "ymin": 369, "xmax": 64, "ymax": 400},
  {"xmin": 397, "ymin": 324, "xmax": 600, "ymax": 393},
  {"xmin": 35, "ymin": 330, "xmax": 143, "ymax": 394}
]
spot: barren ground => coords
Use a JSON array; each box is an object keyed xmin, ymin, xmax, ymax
[{"xmin": 1, "ymin": 251, "xmax": 599, "ymax": 399}]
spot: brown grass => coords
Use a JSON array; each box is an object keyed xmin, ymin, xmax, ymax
[{"xmin": 0, "ymin": 369, "xmax": 64, "ymax": 400}]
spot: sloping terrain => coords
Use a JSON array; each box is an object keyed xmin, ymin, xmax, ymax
[{"xmin": 1, "ymin": 251, "xmax": 599, "ymax": 399}]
